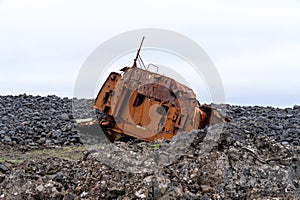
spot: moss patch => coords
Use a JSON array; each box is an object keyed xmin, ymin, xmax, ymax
[{"xmin": 0, "ymin": 145, "xmax": 87, "ymax": 164}]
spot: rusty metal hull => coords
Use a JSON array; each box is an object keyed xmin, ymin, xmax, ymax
[{"xmin": 93, "ymin": 67, "xmax": 225, "ymax": 142}]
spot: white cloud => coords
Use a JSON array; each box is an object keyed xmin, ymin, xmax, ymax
[{"xmin": 0, "ymin": 0, "xmax": 299, "ymax": 107}]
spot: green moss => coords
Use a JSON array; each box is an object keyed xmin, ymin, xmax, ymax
[
  {"xmin": 0, "ymin": 146, "xmax": 87, "ymax": 165},
  {"xmin": 0, "ymin": 157, "xmax": 23, "ymax": 164},
  {"xmin": 149, "ymin": 143, "xmax": 161, "ymax": 148},
  {"xmin": 24, "ymin": 146, "xmax": 87, "ymax": 161}
]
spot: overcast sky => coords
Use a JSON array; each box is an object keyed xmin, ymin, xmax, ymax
[{"xmin": 0, "ymin": 0, "xmax": 299, "ymax": 107}]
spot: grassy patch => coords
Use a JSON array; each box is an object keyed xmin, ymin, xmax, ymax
[
  {"xmin": 25, "ymin": 146, "xmax": 87, "ymax": 161},
  {"xmin": 0, "ymin": 145, "xmax": 87, "ymax": 164},
  {"xmin": 149, "ymin": 143, "xmax": 161, "ymax": 148},
  {"xmin": 0, "ymin": 157, "xmax": 23, "ymax": 164}
]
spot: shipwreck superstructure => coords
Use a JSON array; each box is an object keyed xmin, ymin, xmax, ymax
[{"xmin": 91, "ymin": 37, "xmax": 225, "ymax": 141}]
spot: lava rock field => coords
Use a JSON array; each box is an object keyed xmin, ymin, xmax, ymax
[{"xmin": 0, "ymin": 94, "xmax": 299, "ymax": 199}]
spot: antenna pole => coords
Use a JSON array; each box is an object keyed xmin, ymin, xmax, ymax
[{"xmin": 133, "ymin": 36, "xmax": 145, "ymax": 68}]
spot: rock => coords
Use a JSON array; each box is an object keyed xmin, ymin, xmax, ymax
[
  {"xmin": 53, "ymin": 173, "xmax": 65, "ymax": 183},
  {"xmin": 135, "ymin": 189, "xmax": 146, "ymax": 199},
  {"xmin": 60, "ymin": 113, "xmax": 70, "ymax": 121},
  {"xmin": 64, "ymin": 193, "xmax": 75, "ymax": 200},
  {"xmin": 270, "ymin": 124, "xmax": 283, "ymax": 130},
  {"xmin": 0, "ymin": 95, "xmax": 299, "ymax": 199},
  {"xmin": 45, "ymin": 139, "xmax": 52, "ymax": 145},
  {"xmin": 36, "ymin": 184, "xmax": 45, "ymax": 192},
  {"xmin": 200, "ymin": 185, "xmax": 212, "ymax": 193},
  {"xmin": 37, "ymin": 137, "xmax": 46, "ymax": 144},
  {"xmin": 281, "ymin": 141, "xmax": 289, "ymax": 146},
  {"xmin": 2, "ymin": 136, "xmax": 12, "ymax": 144},
  {"xmin": 80, "ymin": 191, "xmax": 88, "ymax": 198},
  {"xmin": 0, "ymin": 174, "xmax": 5, "ymax": 183},
  {"xmin": 0, "ymin": 164, "xmax": 9, "ymax": 173}
]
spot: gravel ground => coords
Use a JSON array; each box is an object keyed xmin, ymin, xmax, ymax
[
  {"xmin": 0, "ymin": 94, "xmax": 299, "ymax": 199},
  {"xmin": 0, "ymin": 94, "xmax": 94, "ymax": 148}
]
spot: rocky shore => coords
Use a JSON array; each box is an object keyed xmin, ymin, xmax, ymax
[{"xmin": 0, "ymin": 94, "xmax": 299, "ymax": 199}]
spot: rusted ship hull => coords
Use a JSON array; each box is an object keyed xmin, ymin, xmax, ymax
[
  {"xmin": 93, "ymin": 67, "xmax": 224, "ymax": 142},
  {"xmin": 84, "ymin": 37, "xmax": 226, "ymax": 142}
]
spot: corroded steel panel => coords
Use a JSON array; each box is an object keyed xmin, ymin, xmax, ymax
[
  {"xmin": 91, "ymin": 38, "xmax": 226, "ymax": 142},
  {"xmin": 93, "ymin": 66, "xmax": 225, "ymax": 142}
]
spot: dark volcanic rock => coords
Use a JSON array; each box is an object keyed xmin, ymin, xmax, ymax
[
  {"xmin": 0, "ymin": 94, "xmax": 299, "ymax": 199},
  {"xmin": 0, "ymin": 94, "xmax": 95, "ymax": 147},
  {"xmin": 0, "ymin": 164, "xmax": 9, "ymax": 174}
]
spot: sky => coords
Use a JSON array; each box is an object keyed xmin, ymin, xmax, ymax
[{"xmin": 0, "ymin": 0, "xmax": 299, "ymax": 107}]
